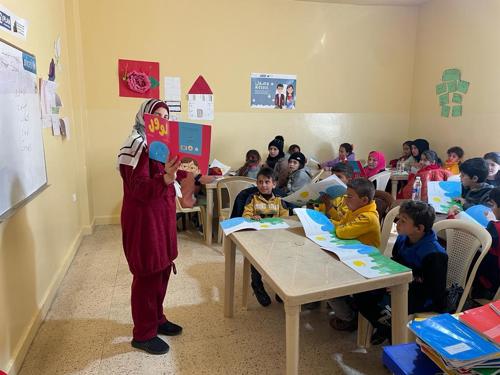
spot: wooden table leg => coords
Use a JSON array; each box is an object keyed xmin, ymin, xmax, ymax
[
  {"xmin": 205, "ymin": 187, "xmax": 213, "ymax": 245},
  {"xmin": 242, "ymin": 257, "xmax": 250, "ymax": 310},
  {"xmin": 390, "ymin": 282, "xmax": 409, "ymax": 345},
  {"xmin": 285, "ymin": 304, "xmax": 300, "ymax": 375},
  {"xmin": 224, "ymin": 235, "xmax": 236, "ymax": 318},
  {"xmin": 391, "ymin": 179, "xmax": 398, "ymax": 200}
]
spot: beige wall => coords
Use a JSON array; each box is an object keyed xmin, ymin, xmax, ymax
[
  {"xmin": 410, "ymin": 0, "xmax": 500, "ymax": 159},
  {"xmin": 0, "ymin": 0, "xmax": 91, "ymax": 372},
  {"xmin": 77, "ymin": 0, "xmax": 418, "ymax": 221}
]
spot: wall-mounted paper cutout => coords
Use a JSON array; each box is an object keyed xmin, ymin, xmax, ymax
[
  {"xmin": 187, "ymin": 75, "xmax": 214, "ymax": 121},
  {"xmin": 442, "ymin": 68, "xmax": 460, "ymax": 81},
  {"xmin": 452, "ymin": 105, "xmax": 462, "ymax": 117},
  {"xmin": 439, "ymin": 93, "xmax": 449, "ymax": 105},
  {"xmin": 436, "ymin": 68, "xmax": 469, "ymax": 118},
  {"xmin": 118, "ymin": 59, "xmax": 160, "ymax": 99},
  {"xmin": 452, "ymin": 93, "xmax": 462, "ymax": 104},
  {"xmin": 0, "ymin": 4, "xmax": 28, "ymax": 39},
  {"xmin": 457, "ymin": 80, "xmax": 469, "ymax": 94},
  {"xmin": 436, "ymin": 83, "xmax": 447, "ymax": 95},
  {"xmin": 441, "ymin": 105, "xmax": 450, "ymax": 118}
]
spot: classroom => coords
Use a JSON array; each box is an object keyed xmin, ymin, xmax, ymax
[{"xmin": 1, "ymin": 0, "xmax": 499, "ymax": 374}]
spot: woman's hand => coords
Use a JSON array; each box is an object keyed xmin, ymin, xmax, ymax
[
  {"xmin": 251, "ymin": 215, "xmax": 262, "ymax": 221},
  {"xmin": 163, "ymin": 156, "xmax": 181, "ymax": 185}
]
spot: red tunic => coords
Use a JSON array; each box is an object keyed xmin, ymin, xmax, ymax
[{"xmin": 120, "ymin": 147, "xmax": 178, "ymax": 276}]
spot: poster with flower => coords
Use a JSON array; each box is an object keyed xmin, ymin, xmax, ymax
[{"xmin": 118, "ymin": 59, "xmax": 160, "ymax": 99}]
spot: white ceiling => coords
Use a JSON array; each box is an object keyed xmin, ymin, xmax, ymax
[{"xmin": 297, "ymin": 0, "xmax": 430, "ymax": 6}]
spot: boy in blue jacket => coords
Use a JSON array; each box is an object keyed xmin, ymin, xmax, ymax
[{"xmin": 354, "ymin": 200, "xmax": 448, "ymax": 344}]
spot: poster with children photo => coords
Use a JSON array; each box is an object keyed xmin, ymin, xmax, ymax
[{"xmin": 250, "ymin": 73, "xmax": 296, "ymax": 109}]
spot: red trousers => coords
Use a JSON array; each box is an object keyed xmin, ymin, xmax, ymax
[{"xmin": 131, "ymin": 266, "xmax": 171, "ymax": 341}]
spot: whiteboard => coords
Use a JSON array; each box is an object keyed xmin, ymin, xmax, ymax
[{"xmin": 0, "ymin": 39, "xmax": 47, "ymax": 219}]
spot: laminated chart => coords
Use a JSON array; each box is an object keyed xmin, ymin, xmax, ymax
[{"xmin": 294, "ymin": 208, "xmax": 409, "ymax": 279}]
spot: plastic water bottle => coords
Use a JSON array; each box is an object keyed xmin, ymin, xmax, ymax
[
  {"xmin": 411, "ymin": 176, "xmax": 422, "ymax": 201},
  {"xmin": 396, "ymin": 160, "xmax": 403, "ymax": 174}
]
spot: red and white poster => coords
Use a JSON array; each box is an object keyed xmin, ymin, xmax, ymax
[
  {"xmin": 144, "ymin": 114, "xmax": 211, "ymax": 175},
  {"xmin": 118, "ymin": 59, "xmax": 160, "ymax": 99}
]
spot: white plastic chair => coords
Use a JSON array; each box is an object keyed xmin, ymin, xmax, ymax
[
  {"xmin": 310, "ymin": 169, "xmax": 325, "ymax": 183},
  {"xmin": 216, "ymin": 176, "xmax": 256, "ymax": 243},
  {"xmin": 379, "ymin": 205, "xmax": 400, "ymax": 256},
  {"xmin": 175, "ymin": 197, "xmax": 206, "ymax": 240},
  {"xmin": 368, "ymin": 170, "xmax": 391, "ymax": 191},
  {"xmin": 356, "ymin": 217, "xmax": 493, "ymax": 348}
]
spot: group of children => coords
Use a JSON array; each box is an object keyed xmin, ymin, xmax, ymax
[{"xmin": 234, "ymin": 135, "xmax": 500, "ymax": 345}]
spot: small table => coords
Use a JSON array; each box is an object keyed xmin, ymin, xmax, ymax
[
  {"xmin": 390, "ymin": 172, "xmax": 409, "ymax": 200},
  {"xmin": 224, "ymin": 224, "xmax": 413, "ymax": 375}
]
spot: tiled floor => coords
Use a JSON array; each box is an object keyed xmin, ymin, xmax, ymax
[{"xmin": 19, "ymin": 225, "xmax": 389, "ymax": 374}]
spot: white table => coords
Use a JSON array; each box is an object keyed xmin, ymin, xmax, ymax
[
  {"xmin": 223, "ymin": 224, "xmax": 413, "ymax": 375},
  {"xmin": 390, "ymin": 172, "xmax": 409, "ymax": 200}
]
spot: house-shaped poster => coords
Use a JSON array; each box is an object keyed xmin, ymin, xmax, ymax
[{"xmin": 187, "ymin": 75, "xmax": 214, "ymax": 121}]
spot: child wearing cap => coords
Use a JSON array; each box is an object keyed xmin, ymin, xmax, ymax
[{"xmin": 285, "ymin": 152, "xmax": 312, "ymax": 194}]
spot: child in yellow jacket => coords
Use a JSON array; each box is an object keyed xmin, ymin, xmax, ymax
[
  {"xmin": 443, "ymin": 146, "xmax": 464, "ymax": 175},
  {"xmin": 333, "ymin": 178, "xmax": 381, "ymax": 248},
  {"xmin": 317, "ymin": 163, "xmax": 353, "ymax": 221},
  {"xmin": 243, "ymin": 167, "xmax": 288, "ymax": 307},
  {"xmin": 329, "ymin": 178, "xmax": 381, "ymax": 331}
]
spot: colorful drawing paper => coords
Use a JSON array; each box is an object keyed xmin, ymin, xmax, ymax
[
  {"xmin": 144, "ymin": 114, "xmax": 211, "ymax": 174},
  {"xmin": 118, "ymin": 59, "xmax": 159, "ymax": 99},
  {"xmin": 220, "ymin": 217, "xmax": 289, "ymax": 236},
  {"xmin": 294, "ymin": 208, "xmax": 409, "ymax": 279},
  {"xmin": 427, "ymin": 181, "xmax": 462, "ymax": 214},
  {"xmin": 283, "ymin": 174, "xmax": 347, "ymax": 206},
  {"xmin": 457, "ymin": 205, "xmax": 495, "ymax": 228}
]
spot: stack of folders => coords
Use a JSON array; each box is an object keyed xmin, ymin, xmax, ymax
[{"xmin": 408, "ymin": 307, "xmax": 500, "ymax": 375}]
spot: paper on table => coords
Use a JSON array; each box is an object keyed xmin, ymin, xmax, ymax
[
  {"xmin": 209, "ymin": 159, "xmax": 231, "ymax": 176},
  {"xmin": 220, "ymin": 217, "xmax": 289, "ymax": 236},
  {"xmin": 294, "ymin": 208, "xmax": 409, "ymax": 278},
  {"xmin": 283, "ymin": 174, "xmax": 347, "ymax": 206}
]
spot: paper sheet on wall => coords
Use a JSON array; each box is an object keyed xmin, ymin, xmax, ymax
[
  {"xmin": 187, "ymin": 75, "xmax": 214, "ymax": 121},
  {"xmin": 164, "ymin": 76, "xmax": 181, "ymax": 101},
  {"xmin": 220, "ymin": 217, "xmax": 289, "ymax": 236},
  {"xmin": 294, "ymin": 208, "xmax": 409, "ymax": 278},
  {"xmin": 427, "ymin": 181, "xmax": 462, "ymax": 214},
  {"xmin": 0, "ymin": 4, "xmax": 29, "ymax": 39},
  {"xmin": 283, "ymin": 174, "xmax": 346, "ymax": 206}
]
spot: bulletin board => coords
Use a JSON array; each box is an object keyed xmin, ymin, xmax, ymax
[{"xmin": 0, "ymin": 38, "xmax": 48, "ymax": 219}]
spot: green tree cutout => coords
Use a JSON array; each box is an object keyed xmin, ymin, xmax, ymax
[{"xmin": 436, "ymin": 68, "xmax": 469, "ymax": 118}]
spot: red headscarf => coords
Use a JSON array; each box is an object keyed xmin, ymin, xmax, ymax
[{"xmin": 364, "ymin": 151, "xmax": 386, "ymax": 178}]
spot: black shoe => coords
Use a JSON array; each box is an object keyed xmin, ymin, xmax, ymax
[
  {"xmin": 158, "ymin": 321, "xmax": 183, "ymax": 336},
  {"xmin": 251, "ymin": 282, "xmax": 271, "ymax": 307},
  {"xmin": 275, "ymin": 294, "xmax": 283, "ymax": 303},
  {"xmin": 131, "ymin": 336, "xmax": 169, "ymax": 355}
]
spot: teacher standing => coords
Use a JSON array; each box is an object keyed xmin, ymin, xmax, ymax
[{"xmin": 117, "ymin": 99, "xmax": 182, "ymax": 355}]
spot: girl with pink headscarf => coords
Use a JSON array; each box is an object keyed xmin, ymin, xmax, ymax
[{"xmin": 363, "ymin": 151, "xmax": 386, "ymax": 178}]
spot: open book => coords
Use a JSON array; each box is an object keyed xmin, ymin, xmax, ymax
[
  {"xmin": 294, "ymin": 208, "xmax": 409, "ymax": 279},
  {"xmin": 428, "ymin": 181, "xmax": 462, "ymax": 214},
  {"xmin": 457, "ymin": 205, "xmax": 495, "ymax": 228},
  {"xmin": 220, "ymin": 217, "xmax": 289, "ymax": 236},
  {"xmin": 283, "ymin": 174, "xmax": 347, "ymax": 206}
]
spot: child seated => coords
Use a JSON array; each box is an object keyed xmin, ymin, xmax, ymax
[
  {"xmin": 237, "ymin": 149, "xmax": 261, "ymax": 179},
  {"xmin": 329, "ymin": 178, "xmax": 381, "ymax": 330},
  {"xmin": 399, "ymin": 150, "xmax": 451, "ymax": 201},
  {"xmin": 363, "ymin": 151, "xmax": 386, "ymax": 179},
  {"xmin": 389, "ymin": 141, "xmax": 415, "ymax": 169},
  {"xmin": 242, "ymin": 167, "xmax": 289, "ymax": 306},
  {"xmin": 444, "ymin": 146, "xmax": 464, "ymax": 175},
  {"xmin": 354, "ymin": 201, "xmax": 448, "ymax": 345},
  {"xmin": 484, "ymin": 152, "xmax": 500, "ymax": 187},
  {"xmin": 472, "ymin": 187, "xmax": 500, "ymax": 299},
  {"xmin": 318, "ymin": 163, "xmax": 353, "ymax": 221},
  {"xmin": 320, "ymin": 143, "xmax": 355, "ymax": 170},
  {"xmin": 264, "ymin": 136, "xmax": 288, "ymax": 188},
  {"xmin": 284, "ymin": 152, "xmax": 312, "ymax": 194},
  {"xmin": 454, "ymin": 157, "xmax": 493, "ymax": 210}
]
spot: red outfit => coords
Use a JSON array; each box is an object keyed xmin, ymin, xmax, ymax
[
  {"xmin": 399, "ymin": 164, "xmax": 451, "ymax": 201},
  {"xmin": 120, "ymin": 146, "xmax": 178, "ymax": 340}
]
